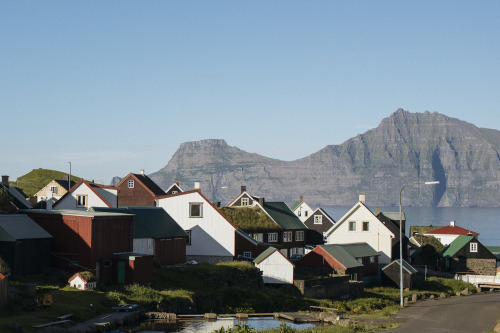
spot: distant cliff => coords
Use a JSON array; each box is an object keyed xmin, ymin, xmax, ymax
[{"xmin": 148, "ymin": 109, "xmax": 500, "ymax": 207}]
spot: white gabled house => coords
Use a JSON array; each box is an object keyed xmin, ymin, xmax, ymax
[
  {"xmin": 156, "ymin": 189, "xmax": 239, "ymax": 263},
  {"xmin": 68, "ymin": 272, "xmax": 97, "ymax": 290},
  {"xmin": 325, "ymin": 197, "xmax": 396, "ymax": 264},
  {"xmin": 52, "ymin": 179, "xmax": 117, "ymax": 210},
  {"xmin": 253, "ymin": 247, "xmax": 294, "ymax": 284},
  {"xmin": 290, "ymin": 196, "xmax": 315, "ymax": 223}
]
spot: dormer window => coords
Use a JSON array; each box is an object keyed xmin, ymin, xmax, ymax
[
  {"xmin": 314, "ymin": 215, "xmax": 322, "ymax": 224},
  {"xmin": 241, "ymin": 197, "xmax": 249, "ymax": 206},
  {"xmin": 128, "ymin": 180, "xmax": 134, "ymax": 188}
]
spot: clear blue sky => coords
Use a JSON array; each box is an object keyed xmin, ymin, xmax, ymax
[{"xmin": 2, "ymin": 1, "xmax": 499, "ymax": 184}]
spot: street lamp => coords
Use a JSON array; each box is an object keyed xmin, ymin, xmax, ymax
[
  {"xmin": 67, "ymin": 161, "xmax": 72, "ymax": 192},
  {"xmin": 399, "ymin": 180, "xmax": 439, "ymax": 307}
]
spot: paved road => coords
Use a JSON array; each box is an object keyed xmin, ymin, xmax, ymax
[{"xmin": 388, "ymin": 292, "xmax": 500, "ymax": 333}]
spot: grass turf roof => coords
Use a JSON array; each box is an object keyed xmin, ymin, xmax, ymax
[{"xmin": 218, "ymin": 206, "xmax": 278, "ymax": 230}]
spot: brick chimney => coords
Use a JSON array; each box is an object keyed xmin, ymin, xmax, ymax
[
  {"xmin": 1, "ymin": 175, "xmax": 9, "ymax": 186},
  {"xmin": 241, "ymin": 185, "xmax": 246, "ymax": 193},
  {"xmin": 258, "ymin": 197, "xmax": 265, "ymax": 206},
  {"xmin": 299, "ymin": 195, "xmax": 303, "ymax": 202},
  {"xmin": 375, "ymin": 206, "xmax": 381, "ymax": 215},
  {"xmin": 175, "ymin": 178, "xmax": 179, "ymax": 186}
]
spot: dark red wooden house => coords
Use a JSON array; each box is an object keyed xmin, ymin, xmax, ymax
[{"xmin": 116, "ymin": 171, "xmax": 166, "ymax": 207}]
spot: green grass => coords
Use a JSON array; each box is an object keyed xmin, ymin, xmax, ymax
[
  {"xmin": 10, "ymin": 168, "xmax": 83, "ymax": 197},
  {"xmin": 212, "ymin": 322, "xmax": 398, "ymax": 333},
  {"xmin": 218, "ymin": 207, "xmax": 279, "ymax": 230}
]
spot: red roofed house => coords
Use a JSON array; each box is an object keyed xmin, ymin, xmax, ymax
[
  {"xmin": 68, "ymin": 272, "xmax": 97, "ymax": 290},
  {"xmin": 52, "ymin": 179, "xmax": 117, "ymax": 210},
  {"xmin": 424, "ymin": 221, "xmax": 479, "ymax": 247},
  {"xmin": 116, "ymin": 170, "xmax": 166, "ymax": 207}
]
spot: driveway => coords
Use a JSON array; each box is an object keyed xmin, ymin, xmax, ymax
[{"xmin": 388, "ymin": 292, "xmax": 500, "ymax": 333}]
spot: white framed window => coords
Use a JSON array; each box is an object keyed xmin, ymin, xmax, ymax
[
  {"xmin": 253, "ymin": 233, "xmax": 263, "ymax": 242},
  {"xmin": 283, "ymin": 231, "xmax": 292, "ymax": 242},
  {"xmin": 186, "ymin": 230, "xmax": 192, "ymax": 245},
  {"xmin": 171, "ymin": 190, "xmax": 178, "ymax": 194},
  {"xmin": 297, "ymin": 210, "xmax": 301, "ymax": 217},
  {"xmin": 243, "ymin": 251, "xmax": 252, "ymax": 258},
  {"xmin": 295, "ymin": 230, "xmax": 304, "ymax": 241},
  {"xmin": 241, "ymin": 197, "xmax": 249, "ymax": 206},
  {"xmin": 76, "ymin": 195, "xmax": 87, "ymax": 207},
  {"xmin": 349, "ymin": 221, "xmax": 356, "ymax": 231},
  {"xmin": 268, "ymin": 232, "xmax": 278, "ymax": 242},
  {"xmin": 470, "ymin": 242, "xmax": 478, "ymax": 253},
  {"xmin": 291, "ymin": 247, "xmax": 303, "ymax": 255},
  {"xmin": 362, "ymin": 221, "xmax": 370, "ymax": 231},
  {"xmin": 50, "ymin": 186, "xmax": 58, "ymax": 194},
  {"xmin": 314, "ymin": 215, "xmax": 323, "ymax": 224},
  {"xmin": 128, "ymin": 180, "xmax": 134, "ymax": 188},
  {"xmin": 189, "ymin": 203, "xmax": 203, "ymax": 217}
]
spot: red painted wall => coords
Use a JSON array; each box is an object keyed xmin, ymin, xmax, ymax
[{"xmin": 154, "ymin": 238, "xmax": 186, "ymax": 265}]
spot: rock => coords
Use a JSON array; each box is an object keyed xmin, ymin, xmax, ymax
[
  {"xmin": 440, "ymin": 293, "xmax": 446, "ymax": 298},
  {"xmin": 493, "ymin": 323, "xmax": 500, "ymax": 333},
  {"xmin": 429, "ymin": 294, "xmax": 435, "ymax": 299},
  {"xmin": 412, "ymin": 294, "xmax": 418, "ymax": 302},
  {"xmin": 461, "ymin": 288, "xmax": 469, "ymax": 295}
]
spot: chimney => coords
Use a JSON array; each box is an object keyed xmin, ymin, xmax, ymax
[
  {"xmin": 213, "ymin": 201, "xmax": 221, "ymax": 208},
  {"xmin": 140, "ymin": 169, "xmax": 145, "ymax": 176},
  {"xmin": 359, "ymin": 194, "xmax": 366, "ymax": 204},
  {"xmin": 241, "ymin": 185, "xmax": 246, "ymax": 193},
  {"xmin": 375, "ymin": 206, "xmax": 380, "ymax": 215},
  {"xmin": 175, "ymin": 178, "xmax": 179, "ymax": 186},
  {"xmin": 64, "ymin": 174, "xmax": 70, "ymax": 182},
  {"xmin": 450, "ymin": 221, "xmax": 456, "ymax": 227},
  {"xmin": 46, "ymin": 191, "xmax": 53, "ymax": 210},
  {"xmin": 194, "ymin": 181, "xmax": 201, "ymax": 192},
  {"xmin": 1, "ymin": 175, "xmax": 9, "ymax": 186},
  {"xmin": 258, "ymin": 197, "xmax": 265, "ymax": 206},
  {"xmin": 299, "ymin": 195, "xmax": 303, "ymax": 202}
]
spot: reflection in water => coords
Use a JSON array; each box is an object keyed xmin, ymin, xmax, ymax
[{"xmin": 129, "ymin": 317, "xmax": 317, "ymax": 333}]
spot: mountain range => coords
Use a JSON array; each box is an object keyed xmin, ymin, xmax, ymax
[{"xmin": 139, "ymin": 109, "xmax": 500, "ymax": 207}]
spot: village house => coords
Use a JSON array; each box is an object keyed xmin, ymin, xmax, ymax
[
  {"xmin": 23, "ymin": 209, "xmax": 153, "ymax": 284},
  {"xmin": 0, "ymin": 175, "xmax": 32, "ymax": 212},
  {"xmin": 441, "ymin": 235, "xmax": 496, "ymax": 275},
  {"xmin": 164, "ymin": 178, "xmax": 183, "ymax": 195},
  {"xmin": 290, "ymin": 196, "xmax": 315, "ymax": 223},
  {"xmin": 33, "ymin": 175, "xmax": 76, "ymax": 203},
  {"xmin": 90, "ymin": 206, "xmax": 187, "ymax": 266},
  {"xmin": 156, "ymin": 188, "xmax": 263, "ymax": 263},
  {"xmin": 424, "ymin": 221, "xmax": 479, "ymax": 247},
  {"xmin": 52, "ymin": 179, "xmax": 118, "ymax": 210},
  {"xmin": 68, "ymin": 272, "xmax": 97, "ymax": 290},
  {"xmin": 325, "ymin": 196, "xmax": 405, "ymax": 264},
  {"xmin": 381, "ymin": 259, "xmax": 418, "ymax": 289},
  {"xmin": 296, "ymin": 243, "xmax": 379, "ymax": 283},
  {"xmin": 253, "ymin": 247, "xmax": 294, "ymax": 284},
  {"xmin": 116, "ymin": 170, "xmax": 167, "ymax": 207},
  {"xmin": 302, "ymin": 207, "xmax": 335, "ymax": 246},
  {"xmin": 226, "ymin": 186, "xmax": 307, "ymax": 258},
  {"xmin": 0, "ymin": 214, "xmax": 52, "ymax": 275}
]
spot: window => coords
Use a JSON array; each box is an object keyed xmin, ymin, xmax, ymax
[
  {"xmin": 186, "ymin": 230, "xmax": 192, "ymax": 245},
  {"xmin": 290, "ymin": 247, "xmax": 303, "ymax": 255},
  {"xmin": 253, "ymin": 233, "xmax": 263, "ymax": 242},
  {"xmin": 241, "ymin": 197, "xmax": 249, "ymax": 206},
  {"xmin": 268, "ymin": 232, "xmax": 278, "ymax": 242},
  {"xmin": 103, "ymin": 260, "xmax": 112, "ymax": 267},
  {"xmin": 314, "ymin": 215, "xmax": 323, "ymax": 224},
  {"xmin": 128, "ymin": 180, "xmax": 134, "ymax": 188},
  {"xmin": 297, "ymin": 210, "xmax": 301, "ymax": 216},
  {"xmin": 362, "ymin": 221, "xmax": 370, "ymax": 231},
  {"xmin": 295, "ymin": 231, "xmax": 304, "ymax": 241},
  {"xmin": 76, "ymin": 195, "xmax": 87, "ymax": 207},
  {"xmin": 357, "ymin": 258, "xmax": 363, "ymax": 264},
  {"xmin": 305, "ymin": 211, "xmax": 308, "ymax": 217},
  {"xmin": 283, "ymin": 231, "xmax": 292, "ymax": 242},
  {"xmin": 243, "ymin": 251, "xmax": 252, "ymax": 258},
  {"xmin": 470, "ymin": 242, "xmax": 478, "ymax": 253},
  {"xmin": 189, "ymin": 203, "xmax": 203, "ymax": 217},
  {"xmin": 171, "ymin": 190, "xmax": 178, "ymax": 194},
  {"xmin": 369, "ymin": 256, "xmax": 375, "ymax": 263},
  {"xmin": 50, "ymin": 186, "xmax": 58, "ymax": 194},
  {"xmin": 349, "ymin": 221, "xmax": 356, "ymax": 231}
]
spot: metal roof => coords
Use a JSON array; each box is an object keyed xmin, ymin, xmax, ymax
[
  {"xmin": 382, "ymin": 259, "xmax": 418, "ymax": 274},
  {"xmin": 253, "ymin": 246, "xmax": 278, "ymax": 264},
  {"xmin": 262, "ymin": 202, "xmax": 307, "ymax": 230},
  {"xmin": 441, "ymin": 235, "xmax": 475, "ymax": 258},
  {"xmin": 90, "ymin": 206, "xmax": 186, "ymax": 239},
  {"xmin": 319, "ymin": 244, "xmax": 364, "ymax": 269},
  {"xmin": 0, "ymin": 214, "xmax": 52, "ymax": 241},
  {"xmin": 23, "ymin": 209, "xmax": 134, "ymax": 218}
]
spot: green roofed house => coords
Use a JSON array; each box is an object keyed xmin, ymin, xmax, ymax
[
  {"xmin": 226, "ymin": 187, "xmax": 307, "ymax": 258},
  {"xmin": 296, "ymin": 243, "xmax": 380, "ymax": 283},
  {"xmin": 381, "ymin": 259, "xmax": 418, "ymax": 289},
  {"xmin": 90, "ymin": 206, "xmax": 187, "ymax": 266},
  {"xmin": 253, "ymin": 246, "xmax": 294, "ymax": 284},
  {"xmin": 442, "ymin": 235, "xmax": 496, "ymax": 276}
]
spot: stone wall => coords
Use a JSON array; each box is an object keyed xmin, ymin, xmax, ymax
[
  {"xmin": 293, "ymin": 276, "xmax": 363, "ymax": 299},
  {"xmin": 466, "ymin": 258, "xmax": 496, "ymax": 276}
]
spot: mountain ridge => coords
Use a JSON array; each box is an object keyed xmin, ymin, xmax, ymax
[{"xmin": 147, "ymin": 109, "xmax": 500, "ymax": 207}]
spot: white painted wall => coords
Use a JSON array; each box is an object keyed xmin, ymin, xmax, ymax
[
  {"xmin": 293, "ymin": 202, "xmax": 314, "ymax": 223},
  {"xmin": 156, "ymin": 192, "xmax": 236, "ymax": 259},
  {"xmin": 423, "ymin": 234, "xmax": 458, "ymax": 247},
  {"xmin": 69, "ymin": 275, "xmax": 96, "ymax": 290},
  {"xmin": 255, "ymin": 251, "xmax": 294, "ymax": 284},
  {"xmin": 326, "ymin": 204, "xmax": 394, "ymax": 264},
  {"xmin": 54, "ymin": 183, "xmax": 112, "ymax": 210},
  {"xmin": 133, "ymin": 238, "xmax": 154, "ymax": 255}
]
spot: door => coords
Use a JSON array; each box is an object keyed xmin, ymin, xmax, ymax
[{"xmin": 117, "ymin": 261, "xmax": 125, "ymax": 284}]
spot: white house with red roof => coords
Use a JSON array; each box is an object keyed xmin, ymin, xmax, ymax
[
  {"xmin": 424, "ymin": 221, "xmax": 479, "ymax": 247},
  {"xmin": 156, "ymin": 189, "xmax": 247, "ymax": 263},
  {"xmin": 52, "ymin": 179, "xmax": 117, "ymax": 210}
]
